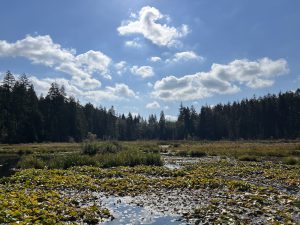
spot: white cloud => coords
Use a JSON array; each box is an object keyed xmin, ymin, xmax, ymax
[
  {"xmin": 30, "ymin": 75, "xmax": 137, "ymax": 102},
  {"xmin": 147, "ymin": 82, "xmax": 153, "ymax": 87},
  {"xmin": 0, "ymin": 35, "xmax": 112, "ymax": 90},
  {"xmin": 131, "ymin": 65, "xmax": 154, "ymax": 78},
  {"xmin": 146, "ymin": 101, "xmax": 160, "ymax": 109},
  {"xmin": 105, "ymin": 83, "xmax": 137, "ymax": 99},
  {"xmin": 165, "ymin": 115, "xmax": 177, "ymax": 121},
  {"xmin": 70, "ymin": 76, "xmax": 102, "ymax": 90},
  {"xmin": 125, "ymin": 39, "xmax": 142, "ymax": 48},
  {"xmin": 75, "ymin": 50, "xmax": 111, "ymax": 79},
  {"xmin": 153, "ymin": 58, "xmax": 288, "ymax": 101},
  {"xmin": 117, "ymin": 6, "xmax": 189, "ymax": 47},
  {"xmin": 150, "ymin": 56, "xmax": 162, "ymax": 62},
  {"xmin": 166, "ymin": 51, "xmax": 203, "ymax": 63},
  {"xmin": 114, "ymin": 61, "xmax": 127, "ymax": 75}
]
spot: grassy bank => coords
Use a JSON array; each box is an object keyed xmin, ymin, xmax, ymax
[
  {"xmin": 1, "ymin": 140, "xmax": 300, "ymax": 166},
  {"xmin": 16, "ymin": 141, "xmax": 163, "ymax": 169}
]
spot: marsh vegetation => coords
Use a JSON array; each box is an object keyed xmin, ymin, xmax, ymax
[{"xmin": 0, "ymin": 140, "xmax": 299, "ymax": 224}]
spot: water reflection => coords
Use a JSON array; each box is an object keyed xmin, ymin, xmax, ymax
[
  {"xmin": 100, "ymin": 196, "xmax": 182, "ymax": 225},
  {"xmin": 0, "ymin": 154, "xmax": 20, "ymax": 178}
]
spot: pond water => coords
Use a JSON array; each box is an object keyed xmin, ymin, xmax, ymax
[
  {"xmin": 0, "ymin": 154, "xmax": 199, "ymax": 224},
  {"xmin": 0, "ymin": 154, "xmax": 20, "ymax": 178},
  {"xmin": 98, "ymin": 195, "xmax": 184, "ymax": 225}
]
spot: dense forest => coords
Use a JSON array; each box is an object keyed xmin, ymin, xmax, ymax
[{"xmin": 0, "ymin": 71, "xmax": 299, "ymax": 143}]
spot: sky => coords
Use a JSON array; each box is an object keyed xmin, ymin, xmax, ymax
[{"xmin": 0, "ymin": 0, "xmax": 299, "ymax": 120}]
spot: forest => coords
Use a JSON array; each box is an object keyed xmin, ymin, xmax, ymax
[{"xmin": 0, "ymin": 71, "xmax": 300, "ymax": 143}]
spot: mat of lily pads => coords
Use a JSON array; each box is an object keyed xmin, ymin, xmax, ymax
[{"xmin": 0, "ymin": 159, "xmax": 299, "ymax": 224}]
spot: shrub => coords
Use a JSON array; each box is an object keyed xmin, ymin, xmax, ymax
[
  {"xmin": 238, "ymin": 155, "xmax": 259, "ymax": 162},
  {"xmin": 17, "ymin": 155, "xmax": 45, "ymax": 169},
  {"xmin": 87, "ymin": 132, "xmax": 97, "ymax": 141},
  {"xmin": 175, "ymin": 150, "xmax": 188, "ymax": 157},
  {"xmin": 172, "ymin": 143, "xmax": 180, "ymax": 148},
  {"xmin": 140, "ymin": 144, "xmax": 160, "ymax": 153},
  {"xmin": 82, "ymin": 141, "xmax": 122, "ymax": 155},
  {"xmin": 98, "ymin": 150, "xmax": 163, "ymax": 168},
  {"xmin": 189, "ymin": 150, "xmax": 207, "ymax": 157},
  {"xmin": 283, "ymin": 157, "xmax": 299, "ymax": 165},
  {"xmin": 47, "ymin": 154, "xmax": 98, "ymax": 169},
  {"xmin": 82, "ymin": 142, "xmax": 99, "ymax": 155}
]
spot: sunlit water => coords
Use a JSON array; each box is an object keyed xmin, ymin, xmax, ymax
[{"xmin": 100, "ymin": 196, "xmax": 184, "ymax": 225}]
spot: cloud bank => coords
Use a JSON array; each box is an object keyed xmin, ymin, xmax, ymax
[
  {"xmin": 0, "ymin": 35, "xmax": 112, "ymax": 90},
  {"xmin": 153, "ymin": 58, "xmax": 289, "ymax": 101}
]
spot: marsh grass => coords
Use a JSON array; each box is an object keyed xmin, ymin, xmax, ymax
[
  {"xmin": 3, "ymin": 140, "xmax": 300, "ymax": 167},
  {"xmin": 17, "ymin": 155, "xmax": 45, "ymax": 169},
  {"xmin": 82, "ymin": 141, "xmax": 122, "ymax": 155},
  {"xmin": 17, "ymin": 149, "xmax": 162, "ymax": 169},
  {"xmin": 283, "ymin": 157, "xmax": 300, "ymax": 165},
  {"xmin": 0, "ymin": 143, "xmax": 81, "ymax": 154},
  {"xmin": 189, "ymin": 150, "xmax": 207, "ymax": 157},
  {"xmin": 238, "ymin": 155, "xmax": 259, "ymax": 162}
]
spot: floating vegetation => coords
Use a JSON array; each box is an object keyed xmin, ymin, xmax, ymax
[{"xmin": 0, "ymin": 158, "xmax": 299, "ymax": 224}]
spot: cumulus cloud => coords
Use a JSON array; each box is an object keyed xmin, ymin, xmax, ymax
[
  {"xmin": 153, "ymin": 58, "xmax": 289, "ymax": 101},
  {"xmin": 30, "ymin": 76, "xmax": 137, "ymax": 103},
  {"xmin": 146, "ymin": 101, "xmax": 160, "ymax": 109},
  {"xmin": 117, "ymin": 6, "xmax": 189, "ymax": 47},
  {"xmin": 150, "ymin": 56, "xmax": 162, "ymax": 62},
  {"xmin": 114, "ymin": 61, "xmax": 127, "ymax": 75},
  {"xmin": 0, "ymin": 35, "xmax": 112, "ymax": 90},
  {"xmin": 131, "ymin": 65, "xmax": 154, "ymax": 78},
  {"xmin": 166, "ymin": 51, "xmax": 203, "ymax": 63}
]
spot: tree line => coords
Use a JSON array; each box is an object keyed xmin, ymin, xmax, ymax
[{"xmin": 0, "ymin": 71, "xmax": 299, "ymax": 143}]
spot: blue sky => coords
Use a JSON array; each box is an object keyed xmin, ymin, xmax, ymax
[{"xmin": 0, "ymin": 0, "xmax": 299, "ymax": 119}]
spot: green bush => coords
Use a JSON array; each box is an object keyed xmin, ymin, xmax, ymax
[
  {"xmin": 175, "ymin": 150, "xmax": 188, "ymax": 157},
  {"xmin": 189, "ymin": 150, "xmax": 207, "ymax": 157},
  {"xmin": 82, "ymin": 141, "xmax": 122, "ymax": 155},
  {"xmin": 98, "ymin": 150, "xmax": 163, "ymax": 168},
  {"xmin": 82, "ymin": 142, "xmax": 99, "ymax": 155},
  {"xmin": 283, "ymin": 157, "xmax": 300, "ymax": 165},
  {"xmin": 238, "ymin": 155, "xmax": 259, "ymax": 162},
  {"xmin": 47, "ymin": 154, "xmax": 98, "ymax": 169},
  {"xmin": 17, "ymin": 155, "xmax": 45, "ymax": 169}
]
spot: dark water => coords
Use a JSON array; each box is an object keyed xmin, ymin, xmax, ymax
[{"xmin": 0, "ymin": 154, "xmax": 20, "ymax": 178}]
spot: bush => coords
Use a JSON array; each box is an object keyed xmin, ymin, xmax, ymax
[
  {"xmin": 172, "ymin": 143, "xmax": 180, "ymax": 148},
  {"xmin": 283, "ymin": 157, "xmax": 299, "ymax": 165},
  {"xmin": 47, "ymin": 154, "xmax": 98, "ymax": 169},
  {"xmin": 82, "ymin": 142, "xmax": 99, "ymax": 155},
  {"xmin": 98, "ymin": 150, "xmax": 163, "ymax": 168},
  {"xmin": 17, "ymin": 155, "xmax": 45, "ymax": 169},
  {"xmin": 140, "ymin": 144, "xmax": 160, "ymax": 153},
  {"xmin": 189, "ymin": 150, "xmax": 207, "ymax": 157},
  {"xmin": 238, "ymin": 155, "xmax": 259, "ymax": 162},
  {"xmin": 82, "ymin": 141, "xmax": 122, "ymax": 155},
  {"xmin": 175, "ymin": 150, "xmax": 188, "ymax": 157}
]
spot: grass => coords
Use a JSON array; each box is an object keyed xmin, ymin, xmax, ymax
[
  {"xmin": 283, "ymin": 156, "xmax": 300, "ymax": 165},
  {"xmin": 0, "ymin": 142, "xmax": 80, "ymax": 154},
  {"xmin": 1, "ymin": 140, "xmax": 300, "ymax": 158},
  {"xmin": 82, "ymin": 141, "xmax": 122, "ymax": 155},
  {"xmin": 238, "ymin": 155, "xmax": 259, "ymax": 162},
  {"xmin": 17, "ymin": 149, "xmax": 163, "ymax": 169}
]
